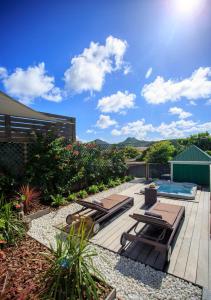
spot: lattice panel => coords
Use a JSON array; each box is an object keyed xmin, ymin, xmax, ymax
[{"xmin": 0, "ymin": 142, "xmax": 25, "ymax": 176}]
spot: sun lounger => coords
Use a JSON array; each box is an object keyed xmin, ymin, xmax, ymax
[
  {"xmin": 120, "ymin": 202, "xmax": 185, "ymax": 262},
  {"xmin": 66, "ymin": 194, "xmax": 134, "ymax": 234}
]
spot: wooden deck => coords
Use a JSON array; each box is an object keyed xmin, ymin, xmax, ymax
[{"xmin": 91, "ymin": 182, "xmax": 211, "ymax": 289}]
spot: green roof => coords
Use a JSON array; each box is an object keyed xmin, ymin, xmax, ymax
[{"xmin": 173, "ymin": 145, "xmax": 211, "ymax": 162}]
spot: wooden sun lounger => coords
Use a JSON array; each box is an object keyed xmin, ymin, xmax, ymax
[
  {"xmin": 66, "ymin": 194, "xmax": 134, "ymax": 234},
  {"xmin": 120, "ymin": 202, "xmax": 185, "ymax": 263}
]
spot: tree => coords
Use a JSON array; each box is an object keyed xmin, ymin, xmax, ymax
[
  {"xmin": 122, "ymin": 146, "xmax": 140, "ymax": 159},
  {"xmin": 145, "ymin": 141, "xmax": 175, "ymax": 163}
]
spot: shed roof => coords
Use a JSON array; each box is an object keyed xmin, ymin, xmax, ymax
[
  {"xmin": 173, "ymin": 145, "xmax": 211, "ymax": 162},
  {"xmin": 0, "ymin": 91, "xmax": 57, "ymax": 121}
]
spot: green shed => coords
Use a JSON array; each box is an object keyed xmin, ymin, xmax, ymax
[{"xmin": 170, "ymin": 145, "xmax": 211, "ymax": 189}]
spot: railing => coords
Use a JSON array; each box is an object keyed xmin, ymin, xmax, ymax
[{"xmin": 0, "ymin": 113, "xmax": 76, "ymax": 142}]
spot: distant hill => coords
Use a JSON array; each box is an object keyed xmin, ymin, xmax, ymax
[
  {"xmin": 118, "ymin": 137, "xmax": 152, "ymax": 147},
  {"xmin": 91, "ymin": 139, "xmax": 109, "ymax": 146},
  {"xmin": 90, "ymin": 137, "xmax": 153, "ymax": 148}
]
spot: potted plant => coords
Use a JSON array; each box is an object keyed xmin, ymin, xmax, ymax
[{"xmin": 41, "ymin": 221, "xmax": 116, "ymax": 300}]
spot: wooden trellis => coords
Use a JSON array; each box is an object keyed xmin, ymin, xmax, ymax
[{"xmin": 0, "ymin": 113, "xmax": 76, "ymax": 143}]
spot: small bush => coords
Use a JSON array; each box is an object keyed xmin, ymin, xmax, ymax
[
  {"xmin": 77, "ymin": 190, "xmax": 88, "ymax": 199},
  {"xmin": 114, "ymin": 178, "xmax": 122, "ymax": 186},
  {"xmin": 50, "ymin": 195, "xmax": 66, "ymax": 207},
  {"xmin": 98, "ymin": 183, "xmax": 108, "ymax": 191},
  {"xmin": 87, "ymin": 185, "xmax": 99, "ymax": 195},
  {"xmin": 125, "ymin": 175, "xmax": 134, "ymax": 182},
  {"xmin": 67, "ymin": 193, "xmax": 78, "ymax": 201}
]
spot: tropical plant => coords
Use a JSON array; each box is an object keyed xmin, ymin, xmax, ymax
[
  {"xmin": 87, "ymin": 185, "xmax": 99, "ymax": 195},
  {"xmin": 50, "ymin": 195, "xmax": 67, "ymax": 207},
  {"xmin": 0, "ymin": 203, "xmax": 25, "ymax": 248},
  {"xmin": 77, "ymin": 190, "xmax": 88, "ymax": 199},
  {"xmin": 42, "ymin": 222, "xmax": 103, "ymax": 300},
  {"xmin": 17, "ymin": 185, "xmax": 41, "ymax": 213}
]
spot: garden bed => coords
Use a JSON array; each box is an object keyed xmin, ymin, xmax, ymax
[
  {"xmin": 0, "ymin": 236, "xmax": 116, "ymax": 300},
  {"xmin": 0, "ymin": 236, "xmax": 51, "ymax": 299}
]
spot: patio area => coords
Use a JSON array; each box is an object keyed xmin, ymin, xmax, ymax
[{"xmin": 91, "ymin": 181, "xmax": 211, "ymax": 289}]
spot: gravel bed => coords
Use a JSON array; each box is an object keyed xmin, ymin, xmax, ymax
[
  {"xmin": 92, "ymin": 245, "xmax": 202, "ymax": 300},
  {"xmin": 28, "ymin": 179, "xmax": 202, "ymax": 300}
]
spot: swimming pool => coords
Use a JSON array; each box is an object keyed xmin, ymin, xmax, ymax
[{"xmin": 155, "ymin": 181, "xmax": 197, "ymax": 200}]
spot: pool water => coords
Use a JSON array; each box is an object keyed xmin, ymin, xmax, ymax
[
  {"xmin": 157, "ymin": 184, "xmax": 193, "ymax": 195},
  {"xmin": 155, "ymin": 181, "xmax": 197, "ymax": 199}
]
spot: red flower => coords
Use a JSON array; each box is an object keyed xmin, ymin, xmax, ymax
[
  {"xmin": 65, "ymin": 144, "xmax": 73, "ymax": 150},
  {"xmin": 73, "ymin": 150, "xmax": 79, "ymax": 156},
  {"xmin": 0, "ymin": 240, "xmax": 6, "ymax": 244},
  {"xmin": 15, "ymin": 204, "xmax": 21, "ymax": 209}
]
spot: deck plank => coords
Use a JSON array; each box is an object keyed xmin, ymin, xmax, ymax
[
  {"xmin": 184, "ymin": 190, "xmax": 204, "ymax": 283},
  {"xmin": 173, "ymin": 193, "xmax": 200, "ymax": 278},
  {"xmin": 167, "ymin": 200, "xmax": 193, "ymax": 274},
  {"xmin": 196, "ymin": 190, "xmax": 209, "ymax": 288}
]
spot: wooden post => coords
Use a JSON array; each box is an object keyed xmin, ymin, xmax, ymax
[
  {"xmin": 4, "ymin": 115, "xmax": 11, "ymax": 139},
  {"xmin": 23, "ymin": 143, "xmax": 28, "ymax": 164},
  {"xmin": 146, "ymin": 163, "xmax": 149, "ymax": 180}
]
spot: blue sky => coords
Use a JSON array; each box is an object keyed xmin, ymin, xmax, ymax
[{"xmin": 0, "ymin": 0, "xmax": 211, "ymax": 142}]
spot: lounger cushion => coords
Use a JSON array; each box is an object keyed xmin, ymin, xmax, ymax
[
  {"xmin": 101, "ymin": 194, "xmax": 130, "ymax": 210},
  {"xmin": 145, "ymin": 211, "xmax": 162, "ymax": 219},
  {"xmin": 93, "ymin": 200, "xmax": 103, "ymax": 206},
  {"xmin": 150, "ymin": 203, "xmax": 183, "ymax": 226}
]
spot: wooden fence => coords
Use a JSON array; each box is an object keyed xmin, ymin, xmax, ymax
[
  {"xmin": 0, "ymin": 113, "xmax": 76, "ymax": 143},
  {"xmin": 127, "ymin": 161, "xmax": 170, "ymax": 179}
]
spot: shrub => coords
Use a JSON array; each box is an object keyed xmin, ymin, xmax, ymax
[
  {"xmin": 77, "ymin": 190, "xmax": 88, "ymax": 199},
  {"xmin": 0, "ymin": 172, "xmax": 16, "ymax": 197},
  {"xmin": 67, "ymin": 193, "xmax": 78, "ymax": 202},
  {"xmin": 87, "ymin": 185, "xmax": 99, "ymax": 194},
  {"xmin": 26, "ymin": 137, "xmax": 127, "ymax": 201},
  {"xmin": 42, "ymin": 222, "xmax": 103, "ymax": 300},
  {"xmin": 0, "ymin": 202, "xmax": 25, "ymax": 248},
  {"xmin": 50, "ymin": 195, "xmax": 67, "ymax": 207}
]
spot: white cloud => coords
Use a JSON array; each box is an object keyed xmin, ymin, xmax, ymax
[
  {"xmin": 142, "ymin": 67, "xmax": 211, "ymax": 104},
  {"xmin": 64, "ymin": 36, "xmax": 128, "ymax": 93},
  {"xmin": 96, "ymin": 114, "xmax": 117, "ymax": 129},
  {"xmin": 190, "ymin": 100, "xmax": 197, "ymax": 106},
  {"xmin": 86, "ymin": 129, "xmax": 97, "ymax": 134},
  {"xmin": 145, "ymin": 67, "xmax": 152, "ymax": 79},
  {"xmin": 0, "ymin": 63, "xmax": 62, "ymax": 104},
  {"xmin": 111, "ymin": 119, "xmax": 154, "ymax": 140},
  {"xmin": 97, "ymin": 91, "xmax": 136, "ymax": 114},
  {"xmin": 123, "ymin": 64, "xmax": 131, "ymax": 75},
  {"xmin": 0, "ymin": 67, "xmax": 7, "ymax": 79},
  {"xmin": 169, "ymin": 106, "xmax": 192, "ymax": 119},
  {"xmin": 205, "ymin": 99, "xmax": 211, "ymax": 105},
  {"xmin": 111, "ymin": 118, "xmax": 211, "ymax": 140}
]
